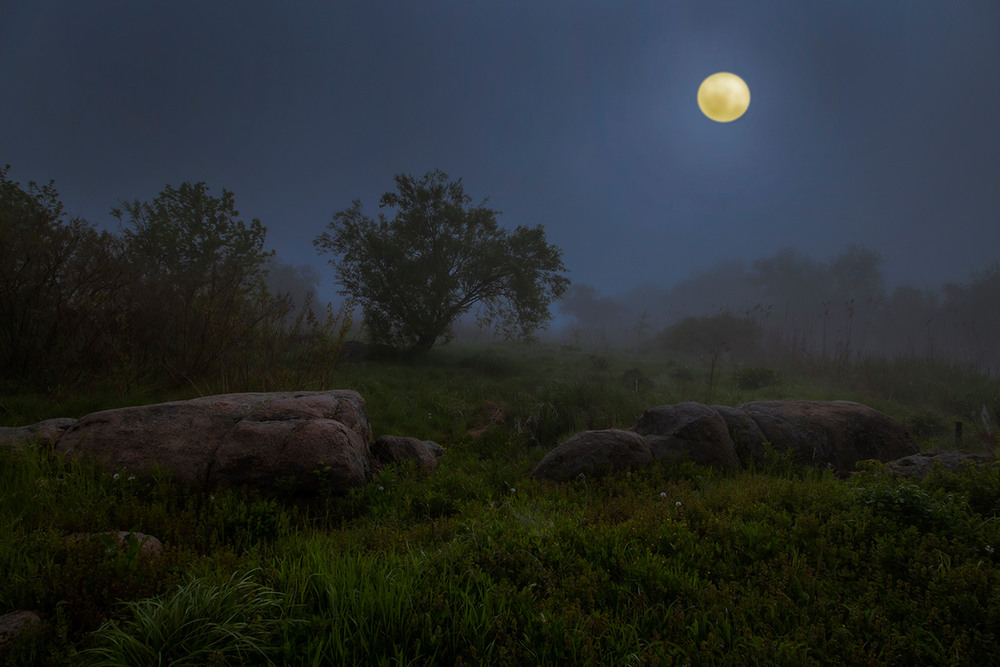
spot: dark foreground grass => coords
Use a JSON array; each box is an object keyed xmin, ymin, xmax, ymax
[
  {"xmin": 4, "ymin": 442, "xmax": 1000, "ymax": 665},
  {"xmin": 2, "ymin": 343, "xmax": 1000, "ymax": 664}
]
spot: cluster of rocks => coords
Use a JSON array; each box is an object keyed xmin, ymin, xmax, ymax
[
  {"xmin": 3, "ymin": 394, "xmax": 995, "ymax": 493},
  {"xmin": 532, "ymin": 400, "xmax": 953, "ymax": 481}
]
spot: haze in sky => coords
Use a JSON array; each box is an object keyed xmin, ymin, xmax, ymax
[{"xmin": 3, "ymin": 0, "xmax": 999, "ymax": 304}]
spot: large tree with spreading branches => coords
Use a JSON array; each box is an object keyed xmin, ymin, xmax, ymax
[{"xmin": 315, "ymin": 170, "xmax": 569, "ymax": 354}]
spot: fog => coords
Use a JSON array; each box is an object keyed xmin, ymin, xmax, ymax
[{"xmin": 548, "ymin": 244, "xmax": 999, "ymax": 373}]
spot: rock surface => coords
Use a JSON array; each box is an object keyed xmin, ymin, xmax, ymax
[
  {"xmin": 530, "ymin": 429, "xmax": 652, "ymax": 481},
  {"xmin": 64, "ymin": 531, "xmax": 164, "ymax": 559},
  {"xmin": 0, "ymin": 610, "xmax": 41, "ymax": 652},
  {"xmin": 51, "ymin": 390, "xmax": 374, "ymax": 492},
  {"xmin": 738, "ymin": 400, "xmax": 919, "ymax": 476},
  {"xmin": 372, "ymin": 435, "xmax": 441, "ymax": 472},
  {"xmin": 0, "ymin": 418, "xmax": 77, "ymax": 448},
  {"xmin": 711, "ymin": 404, "xmax": 769, "ymax": 466},
  {"xmin": 881, "ymin": 449, "xmax": 997, "ymax": 479},
  {"xmin": 532, "ymin": 400, "xmax": 920, "ymax": 481},
  {"xmin": 633, "ymin": 402, "xmax": 740, "ymax": 470}
]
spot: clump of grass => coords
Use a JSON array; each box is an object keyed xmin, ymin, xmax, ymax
[{"xmin": 83, "ymin": 569, "xmax": 288, "ymax": 665}]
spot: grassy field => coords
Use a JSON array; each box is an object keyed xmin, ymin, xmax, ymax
[{"xmin": 2, "ymin": 342, "xmax": 999, "ymax": 665}]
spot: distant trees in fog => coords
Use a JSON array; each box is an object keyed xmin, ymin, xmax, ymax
[
  {"xmin": 558, "ymin": 245, "xmax": 1000, "ymax": 373},
  {"xmin": 0, "ymin": 166, "xmax": 345, "ymax": 391}
]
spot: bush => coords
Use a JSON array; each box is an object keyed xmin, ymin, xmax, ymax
[{"xmin": 734, "ymin": 366, "xmax": 782, "ymax": 390}]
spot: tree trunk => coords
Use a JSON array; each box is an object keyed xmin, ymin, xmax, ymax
[{"xmin": 409, "ymin": 331, "xmax": 439, "ymax": 356}]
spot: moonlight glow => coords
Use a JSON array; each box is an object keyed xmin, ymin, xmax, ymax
[{"xmin": 697, "ymin": 72, "xmax": 750, "ymax": 122}]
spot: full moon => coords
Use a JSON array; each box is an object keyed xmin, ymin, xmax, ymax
[{"xmin": 697, "ymin": 72, "xmax": 750, "ymax": 122}]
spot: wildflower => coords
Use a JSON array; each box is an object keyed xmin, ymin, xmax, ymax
[
  {"xmin": 675, "ymin": 501, "xmax": 682, "ymax": 507},
  {"xmin": 113, "ymin": 473, "xmax": 120, "ymax": 480},
  {"xmin": 660, "ymin": 492, "xmax": 667, "ymax": 498},
  {"xmin": 577, "ymin": 472, "xmax": 586, "ymax": 480},
  {"xmin": 510, "ymin": 488, "xmax": 516, "ymax": 494},
  {"xmin": 128, "ymin": 475, "xmax": 135, "ymax": 481},
  {"xmin": 378, "ymin": 485, "xmax": 384, "ymax": 492},
  {"xmin": 987, "ymin": 545, "xmax": 995, "ymax": 555}
]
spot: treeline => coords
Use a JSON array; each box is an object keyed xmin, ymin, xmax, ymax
[
  {"xmin": 559, "ymin": 246, "xmax": 1000, "ymax": 373},
  {"xmin": 0, "ymin": 167, "xmax": 349, "ymax": 393}
]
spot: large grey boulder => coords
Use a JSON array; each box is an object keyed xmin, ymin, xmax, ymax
[
  {"xmin": 738, "ymin": 400, "xmax": 919, "ymax": 476},
  {"xmin": 633, "ymin": 402, "xmax": 740, "ymax": 470},
  {"xmin": 530, "ymin": 429, "xmax": 652, "ymax": 481},
  {"xmin": 53, "ymin": 390, "xmax": 372, "ymax": 493}
]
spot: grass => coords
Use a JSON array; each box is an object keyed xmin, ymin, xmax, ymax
[{"xmin": 2, "ymin": 341, "xmax": 999, "ymax": 664}]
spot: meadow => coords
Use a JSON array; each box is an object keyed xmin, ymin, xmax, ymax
[{"xmin": 2, "ymin": 342, "xmax": 1000, "ymax": 665}]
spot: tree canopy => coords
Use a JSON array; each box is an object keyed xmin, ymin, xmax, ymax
[
  {"xmin": 315, "ymin": 170, "xmax": 569, "ymax": 353},
  {"xmin": 111, "ymin": 182, "xmax": 276, "ymax": 378}
]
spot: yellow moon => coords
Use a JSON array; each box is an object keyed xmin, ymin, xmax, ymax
[{"xmin": 697, "ymin": 72, "xmax": 750, "ymax": 122}]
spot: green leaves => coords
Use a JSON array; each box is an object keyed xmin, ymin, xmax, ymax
[
  {"xmin": 111, "ymin": 182, "xmax": 278, "ymax": 380},
  {"xmin": 315, "ymin": 170, "xmax": 569, "ymax": 353}
]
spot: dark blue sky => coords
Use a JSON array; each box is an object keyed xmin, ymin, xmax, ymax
[{"xmin": 3, "ymin": 1, "xmax": 998, "ymax": 302}]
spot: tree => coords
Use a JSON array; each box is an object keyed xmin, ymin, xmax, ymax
[
  {"xmin": 314, "ymin": 170, "xmax": 569, "ymax": 353},
  {"xmin": 0, "ymin": 166, "xmax": 122, "ymax": 386},
  {"xmin": 829, "ymin": 244, "xmax": 885, "ymax": 302},
  {"xmin": 112, "ymin": 182, "xmax": 275, "ymax": 379}
]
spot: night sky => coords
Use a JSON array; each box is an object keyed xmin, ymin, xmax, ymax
[{"xmin": 3, "ymin": 1, "xmax": 999, "ymax": 305}]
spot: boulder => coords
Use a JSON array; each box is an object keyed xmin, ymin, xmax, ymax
[
  {"xmin": 0, "ymin": 610, "xmax": 41, "ymax": 652},
  {"xmin": 65, "ymin": 531, "xmax": 164, "ymax": 559},
  {"xmin": 881, "ymin": 449, "xmax": 997, "ymax": 479},
  {"xmin": 531, "ymin": 400, "xmax": 920, "ymax": 481},
  {"xmin": 738, "ymin": 400, "xmax": 919, "ymax": 476},
  {"xmin": 633, "ymin": 402, "xmax": 740, "ymax": 470},
  {"xmin": 530, "ymin": 429, "xmax": 652, "ymax": 482},
  {"xmin": 711, "ymin": 404, "xmax": 768, "ymax": 466},
  {"xmin": 53, "ymin": 390, "xmax": 372, "ymax": 493},
  {"xmin": 0, "ymin": 417, "xmax": 77, "ymax": 449},
  {"xmin": 371, "ymin": 435, "xmax": 441, "ymax": 472}
]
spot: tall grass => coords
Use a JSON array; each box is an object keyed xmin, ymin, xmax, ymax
[{"xmin": 84, "ymin": 570, "xmax": 289, "ymax": 666}]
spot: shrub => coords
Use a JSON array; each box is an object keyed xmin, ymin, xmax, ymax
[{"xmin": 734, "ymin": 366, "xmax": 782, "ymax": 390}]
